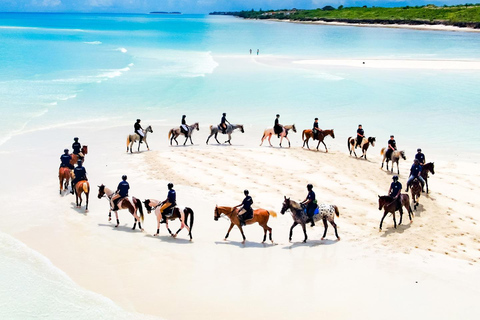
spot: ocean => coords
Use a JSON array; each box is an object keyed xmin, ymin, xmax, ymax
[{"xmin": 0, "ymin": 13, "xmax": 479, "ymax": 317}]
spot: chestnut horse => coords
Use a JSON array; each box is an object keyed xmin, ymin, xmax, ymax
[
  {"xmin": 302, "ymin": 129, "xmax": 335, "ymax": 152},
  {"xmin": 347, "ymin": 136, "xmax": 376, "ymax": 160},
  {"xmin": 378, "ymin": 194, "xmax": 413, "ymax": 230},
  {"xmin": 143, "ymin": 199, "xmax": 194, "ymax": 240},
  {"xmin": 97, "ymin": 185, "xmax": 144, "ymax": 230},
  {"xmin": 420, "ymin": 162, "xmax": 435, "ymax": 193},
  {"xmin": 381, "ymin": 148, "xmax": 406, "ymax": 174},
  {"xmin": 58, "ymin": 167, "xmax": 71, "ymax": 194},
  {"xmin": 280, "ymin": 197, "xmax": 340, "ymax": 243},
  {"xmin": 410, "ymin": 178, "xmax": 422, "ymax": 210},
  {"xmin": 69, "ymin": 145, "xmax": 88, "ymax": 166},
  {"xmin": 74, "ymin": 180, "xmax": 90, "ymax": 212},
  {"xmin": 168, "ymin": 122, "xmax": 200, "ymax": 146},
  {"xmin": 260, "ymin": 124, "xmax": 297, "ymax": 148},
  {"xmin": 213, "ymin": 205, "xmax": 276, "ymax": 244}
]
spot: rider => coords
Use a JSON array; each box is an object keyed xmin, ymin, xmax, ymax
[
  {"xmin": 235, "ymin": 190, "xmax": 253, "ymax": 226},
  {"xmin": 60, "ymin": 149, "xmax": 73, "ymax": 169},
  {"xmin": 301, "ymin": 184, "xmax": 316, "ymax": 227},
  {"xmin": 415, "ymin": 148, "xmax": 426, "ymax": 165},
  {"xmin": 110, "ymin": 175, "xmax": 129, "ymax": 210},
  {"xmin": 388, "ymin": 175, "xmax": 402, "ymax": 210},
  {"xmin": 159, "ymin": 183, "xmax": 176, "ymax": 223},
  {"xmin": 72, "ymin": 137, "xmax": 84, "ymax": 159},
  {"xmin": 386, "ymin": 135, "xmax": 397, "ymax": 161},
  {"xmin": 312, "ymin": 118, "xmax": 321, "ymax": 140},
  {"xmin": 406, "ymin": 159, "xmax": 426, "ymax": 192},
  {"xmin": 181, "ymin": 115, "xmax": 188, "ymax": 135},
  {"xmin": 356, "ymin": 124, "xmax": 364, "ymax": 148},
  {"xmin": 274, "ymin": 114, "xmax": 283, "ymax": 138},
  {"xmin": 134, "ymin": 119, "xmax": 144, "ymax": 144},
  {"xmin": 220, "ymin": 113, "xmax": 230, "ymax": 134},
  {"xmin": 71, "ymin": 159, "xmax": 87, "ymax": 194}
]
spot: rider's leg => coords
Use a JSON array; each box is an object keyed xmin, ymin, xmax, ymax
[
  {"xmin": 419, "ymin": 176, "xmax": 426, "ymax": 191},
  {"xmin": 137, "ymin": 130, "xmax": 144, "ymax": 143},
  {"xmin": 70, "ymin": 179, "xmax": 77, "ymax": 194},
  {"xmin": 159, "ymin": 201, "xmax": 172, "ymax": 223},
  {"xmin": 406, "ymin": 175, "xmax": 414, "ymax": 191},
  {"xmin": 110, "ymin": 194, "xmax": 120, "ymax": 210},
  {"xmin": 238, "ymin": 208, "xmax": 246, "ymax": 226}
]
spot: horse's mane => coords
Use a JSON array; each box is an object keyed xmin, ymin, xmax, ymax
[{"xmin": 288, "ymin": 199, "xmax": 302, "ymax": 209}]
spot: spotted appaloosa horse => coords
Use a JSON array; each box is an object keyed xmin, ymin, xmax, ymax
[
  {"xmin": 206, "ymin": 124, "xmax": 244, "ymax": 145},
  {"xmin": 348, "ymin": 136, "xmax": 376, "ymax": 160},
  {"xmin": 302, "ymin": 129, "xmax": 335, "ymax": 152},
  {"xmin": 97, "ymin": 185, "xmax": 144, "ymax": 230},
  {"xmin": 378, "ymin": 194, "xmax": 413, "ymax": 230},
  {"xmin": 214, "ymin": 205, "xmax": 276, "ymax": 244},
  {"xmin": 281, "ymin": 197, "xmax": 340, "ymax": 243},
  {"xmin": 143, "ymin": 199, "xmax": 194, "ymax": 240},
  {"xmin": 58, "ymin": 167, "xmax": 71, "ymax": 194},
  {"xmin": 381, "ymin": 148, "xmax": 406, "ymax": 174},
  {"xmin": 260, "ymin": 124, "xmax": 297, "ymax": 148},
  {"xmin": 126, "ymin": 125, "xmax": 153, "ymax": 153},
  {"xmin": 168, "ymin": 122, "xmax": 200, "ymax": 146}
]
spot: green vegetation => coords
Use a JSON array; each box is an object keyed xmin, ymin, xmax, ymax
[{"xmin": 211, "ymin": 4, "xmax": 480, "ymax": 28}]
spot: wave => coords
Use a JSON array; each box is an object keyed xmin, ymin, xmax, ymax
[
  {"xmin": 116, "ymin": 47, "xmax": 128, "ymax": 53},
  {"xmin": 84, "ymin": 41, "xmax": 102, "ymax": 45},
  {"xmin": 0, "ymin": 25, "xmax": 87, "ymax": 33}
]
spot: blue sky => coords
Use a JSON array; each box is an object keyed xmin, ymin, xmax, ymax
[{"xmin": 0, "ymin": 0, "xmax": 472, "ymax": 13}]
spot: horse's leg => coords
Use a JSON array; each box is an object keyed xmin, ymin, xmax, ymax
[
  {"xmin": 85, "ymin": 192, "xmax": 89, "ymax": 212},
  {"xmin": 145, "ymin": 139, "xmax": 149, "ymax": 151},
  {"xmin": 268, "ymin": 134, "xmax": 273, "ymax": 147},
  {"xmin": 279, "ymin": 136, "xmax": 283, "ymax": 148},
  {"xmin": 268, "ymin": 225, "xmax": 273, "ymax": 244},
  {"xmin": 286, "ymin": 136, "xmax": 291, "ymax": 148},
  {"xmin": 393, "ymin": 211, "xmax": 397, "ymax": 229},
  {"xmin": 154, "ymin": 213, "xmax": 161, "ymax": 236},
  {"xmin": 396, "ymin": 161, "xmax": 399, "ymax": 174},
  {"xmin": 426, "ymin": 178, "xmax": 429, "ymax": 194},
  {"xmin": 238, "ymin": 225, "xmax": 246, "ymax": 244},
  {"xmin": 398, "ymin": 208, "xmax": 403, "ymax": 226},
  {"xmin": 289, "ymin": 222, "xmax": 298, "ymax": 242},
  {"xmin": 226, "ymin": 133, "xmax": 232, "ymax": 145},
  {"xmin": 206, "ymin": 134, "xmax": 211, "ymax": 145},
  {"xmin": 165, "ymin": 220, "xmax": 173, "ymax": 237},
  {"xmin": 322, "ymin": 141, "xmax": 328, "ymax": 152},
  {"xmin": 189, "ymin": 135, "xmax": 194, "ymax": 145},
  {"xmin": 306, "ymin": 137, "xmax": 310, "ymax": 149},
  {"xmin": 114, "ymin": 211, "xmax": 119, "ymax": 227},
  {"xmin": 215, "ymin": 133, "xmax": 221, "ymax": 144},
  {"xmin": 224, "ymin": 222, "xmax": 234, "ymax": 240},
  {"xmin": 301, "ymin": 223, "xmax": 308, "ymax": 243},
  {"xmin": 379, "ymin": 212, "xmax": 388, "ymax": 231},
  {"xmin": 330, "ymin": 219, "xmax": 340, "ymax": 240}
]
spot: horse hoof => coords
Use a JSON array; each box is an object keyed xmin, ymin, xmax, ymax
[
  {"xmin": 321, "ymin": 237, "xmax": 325, "ymax": 240},
  {"xmin": 337, "ymin": 237, "xmax": 341, "ymax": 241},
  {"xmin": 108, "ymin": 217, "xmax": 111, "ymax": 221},
  {"xmin": 154, "ymin": 233, "xmax": 158, "ymax": 236},
  {"xmin": 115, "ymin": 225, "xmax": 119, "ymax": 228},
  {"xmin": 224, "ymin": 238, "xmax": 227, "ymax": 241}
]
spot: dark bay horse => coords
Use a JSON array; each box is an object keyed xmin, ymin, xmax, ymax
[
  {"xmin": 144, "ymin": 199, "xmax": 194, "ymax": 240},
  {"xmin": 97, "ymin": 185, "xmax": 144, "ymax": 230},
  {"xmin": 410, "ymin": 178, "xmax": 422, "ymax": 210},
  {"xmin": 302, "ymin": 129, "xmax": 335, "ymax": 152},
  {"xmin": 381, "ymin": 148, "xmax": 406, "ymax": 174},
  {"xmin": 168, "ymin": 122, "xmax": 199, "ymax": 146},
  {"xmin": 58, "ymin": 167, "xmax": 71, "ymax": 194},
  {"xmin": 378, "ymin": 194, "xmax": 413, "ymax": 230},
  {"xmin": 348, "ymin": 136, "xmax": 376, "ymax": 160},
  {"xmin": 74, "ymin": 180, "xmax": 89, "ymax": 212},
  {"xmin": 260, "ymin": 124, "xmax": 296, "ymax": 148},
  {"xmin": 281, "ymin": 197, "xmax": 340, "ymax": 243},
  {"xmin": 214, "ymin": 205, "xmax": 276, "ymax": 244},
  {"xmin": 421, "ymin": 162, "xmax": 435, "ymax": 193},
  {"xmin": 127, "ymin": 125, "xmax": 153, "ymax": 153},
  {"xmin": 206, "ymin": 124, "xmax": 244, "ymax": 145}
]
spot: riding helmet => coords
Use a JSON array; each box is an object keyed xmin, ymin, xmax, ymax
[
  {"xmin": 182, "ymin": 115, "xmax": 186, "ymax": 118},
  {"xmin": 244, "ymin": 190, "xmax": 249, "ymax": 195},
  {"xmin": 64, "ymin": 148, "xmax": 69, "ymax": 153},
  {"xmin": 77, "ymin": 159, "xmax": 82, "ymax": 165},
  {"xmin": 74, "ymin": 137, "xmax": 79, "ymax": 141},
  {"xmin": 307, "ymin": 184, "xmax": 313, "ymax": 190},
  {"xmin": 315, "ymin": 118, "xmax": 318, "ymax": 120},
  {"xmin": 222, "ymin": 113, "xmax": 226, "ymax": 116},
  {"xmin": 168, "ymin": 183, "xmax": 174, "ymax": 189},
  {"xmin": 390, "ymin": 135, "xmax": 394, "ymax": 138},
  {"xmin": 392, "ymin": 175, "xmax": 398, "ymax": 181},
  {"xmin": 276, "ymin": 114, "xmax": 280, "ymax": 117},
  {"xmin": 414, "ymin": 159, "xmax": 419, "ymax": 163},
  {"xmin": 137, "ymin": 119, "xmax": 141, "ymax": 122},
  {"xmin": 122, "ymin": 175, "xmax": 127, "ymax": 180},
  {"xmin": 417, "ymin": 148, "xmax": 422, "ymax": 152}
]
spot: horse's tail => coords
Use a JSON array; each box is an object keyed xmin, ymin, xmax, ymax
[
  {"xmin": 186, "ymin": 207, "xmax": 194, "ymax": 232},
  {"xmin": 380, "ymin": 147, "xmax": 386, "ymax": 156},
  {"xmin": 268, "ymin": 210, "xmax": 278, "ymax": 218},
  {"xmin": 302, "ymin": 130, "xmax": 306, "ymax": 141},
  {"xmin": 127, "ymin": 135, "xmax": 130, "ymax": 147},
  {"xmin": 347, "ymin": 137, "xmax": 352, "ymax": 152},
  {"xmin": 168, "ymin": 129, "xmax": 173, "ymax": 140},
  {"xmin": 82, "ymin": 182, "xmax": 89, "ymax": 194},
  {"xmin": 209, "ymin": 125, "xmax": 213, "ymax": 131},
  {"xmin": 333, "ymin": 205, "xmax": 340, "ymax": 217},
  {"xmin": 132, "ymin": 197, "xmax": 144, "ymax": 221}
]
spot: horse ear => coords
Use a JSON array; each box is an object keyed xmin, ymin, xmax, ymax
[
  {"xmin": 284, "ymin": 196, "xmax": 286, "ymax": 200},
  {"xmin": 378, "ymin": 195, "xmax": 380, "ymax": 198}
]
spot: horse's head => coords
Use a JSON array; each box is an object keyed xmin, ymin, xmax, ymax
[
  {"xmin": 97, "ymin": 184, "xmax": 105, "ymax": 199},
  {"xmin": 147, "ymin": 125, "xmax": 153, "ymax": 133},
  {"xmin": 143, "ymin": 199, "xmax": 153, "ymax": 214},
  {"xmin": 378, "ymin": 195, "xmax": 385, "ymax": 210},
  {"xmin": 214, "ymin": 206, "xmax": 221, "ymax": 221},
  {"xmin": 370, "ymin": 137, "xmax": 376, "ymax": 147},
  {"xmin": 195, "ymin": 122, "xmax": 200, "ymax": 131},
  {"xmin": 281, "ymin": 196, "xmax": 290, "ymax": 215},
  {"xmin": 292, "ymin": 124, "xmax": 297, "ymax": 133},
  {"xmin": 330, "ymin": 129, "xmax": 335, "ymax": 139},
  {"xmin": 427, "ymin": 162, "xmax": 435, "ymax": 175},
  {"xmin": 400, "ymin": 151, "xmax": 406, "ymax": 160}
]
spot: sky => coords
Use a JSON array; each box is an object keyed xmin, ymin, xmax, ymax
[{"xmin": 0, "ymin": 0, "xmax": 473, "ymax": 14}]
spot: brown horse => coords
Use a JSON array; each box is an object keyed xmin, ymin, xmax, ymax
[
  {"xmin": 347, "ymin": 136, "xmax": 376, "ymax": 160},
  {"xmin": 378, "ymin": 194, "xmax": 413, "ymax": 230},
  {"xmin": 97, "ymin": 185, "xmax": 144, "ymax": 230},
  {"xmin": 381, "ymin": 148, "xmax": 406, "ymax": 174},
  {"xmin": 58, "ymin": 167, "xmax": 71, "ymax": 194},
  {"xmin": 214, "ymin": 205, "xmax": 276, "ymax": 244},
  {"xmin": 69, "ymin": 145, "xmax": 88, "ymax": 166},
  {"xmin": 410, "ymin": 178, "xmax": 422, "ymax": 210},
  {"xmin": 302, "ymin": 129, "xmax": 335, "ymax": 152},
  {"xmin": 420, "ymin": 162, "xmax": 435, "ymax": 194},
  {"xmin": 74, "ymin": 180, "xmax": 90, "ymax": 212},
  {"xmin": 260, "ymin": 124, "xmax": 296, "ymax": 148},
  {"xmin": 168, "ymin": 122, "xmax": 199, "ymax": 146},
  {"xmin": 143, "ymin": 199, "xmax": 194, "ymax": 240}
]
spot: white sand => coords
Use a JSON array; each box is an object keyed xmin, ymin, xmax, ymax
[{"xmin": 1, "ymin": 115, "xmax": 480, "ymax": 319}]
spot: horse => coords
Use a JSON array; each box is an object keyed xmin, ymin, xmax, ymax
[
  {"xmin": 410, "ymin": 178, "xmax": 422, "ymax": 210},
  {"xmin": 213, "ymin": 205, "xmax": 276, "ymax": 244},
  {"xmin": 97, "ymin": 185, "xmax": 144, "ymax": 230},
  {"xmin": 302, "ymin": 129, "xmax": 335, "ymax": 152},
  {"xmin": 381, "ymin": 148, "xmax": 406, "ymax": 174},
  {"xmin": 58, "ymin": 167, "xmax": 71, "ymax": 194},
  {"xmin": 420, "ymin": 162, "xmax": 435, "ymax": 194},
  {"xmin": 280, "ymin": 197, "xmax": 340, "ymax": 243},
  {"xmin": 143, "ymin": 199, "xmax": 194, "ymax": 240},
  {"xmin": 70, "ymin": 145, "xmax": 88, "ymax": 166},
  {"xmin": 126, "ymin": 125, "xmax": 153, "ymax": 153},
  {"xmin": 378, "ymin": 194, "xmax": 413, "ymax": 230},
  {"xmin": 260, "ymin": 124, "xmax": 297, "ymax": 148},
  {"xmin": 168, "ymin": 122, "xmax": 200, "ymax": 146},
  {"xmin": 74, "ymin": 180, "xmax": 89, "ymax": 212},
  {"xmin": 348, "ymin": 136, "xmax": 376, "ymax": 160},
  {"xmin": 206, "ymin": 124, "xmax": 244, "ymax": 145}
]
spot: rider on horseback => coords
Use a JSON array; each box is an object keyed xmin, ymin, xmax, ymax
[
  {"xmin": 60, "ymin": 149, "xmax": 73, "ymax": 169},
  {"xmin": 220, "ymin": 113, "xmax": 230, "ymax": 134},
  {"xmin": 159, "ymin": 183, "xmax": 176, "ymax": 223},
  {"xmin": 110, "ymin": 175, "xmax": 129, "ymax": 211},
  {"xmin": 313, "ymin": 118, "xmax": 322, "ymax": 140},
  {"xmin": 71, "ymin": 159, "xmax": 87, "ymax": 194},
  {"xmin": 388, "ymin": 175, "xmax": 402, "ymax": 210},
  {"xmin": 355, "ymin": 124, "xmax": 364, "ymax": 148},
  {"xmin": 301, "ymin": 184, "xmax": 317, "ymax": 227},
  {"xmin": 181, "ymin": 115, "xmax": 188, "ymax": 135},
  {"xmin": 134, "ymin": 119, "xmax": 144, "ymax": 144},
  {"xmin": 72, "ymin": 137, "xmax": 84, "ymax": 160},
  {"xmin": 406, "ymin": 159, "xmax": 425, "ymax": 192},
  {"xmin": 274, "ymin": 114, "xmax": 283, "ymax": 138},
  {"xmin": 415, "ymin": 148, "xmax": 426, "ymax": 165},
  {"xmin": 235, "ymin": 190, "xmax": 253, "ymax": 226},
  {"xmin": 386, "ymin": 135, "xmax": 397, "ymax": 160}
]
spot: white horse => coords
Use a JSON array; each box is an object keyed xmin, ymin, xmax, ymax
[
  {"xmin": 126, "ymin": 125, "xmax": 153, "ymax": 153},
  {"xmin": 168, "ymin": 122, "xmax": 199, "ymax": 146},
  {"xmin": 260, "ymin": 124, "xmax": 296, "ymax": 148},
  {"xmin": 206, "ymin": 124, "xmax": 244, "ymax": 145}
]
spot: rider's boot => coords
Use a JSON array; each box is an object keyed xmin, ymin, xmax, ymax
[
  {"xmin": 160, "ymin": 213, "xmax": 166, "ymax": 224},
  {"xmin": 139, "ymin": 136, "xmax": 143, "ymax": 144},
  {"xmin": 70, "ymin": 181, "xmax": 74, "ymax": 194},
  {"xmin": 309, "ymin": 216, "xmax": 315, "ymax": 227}
]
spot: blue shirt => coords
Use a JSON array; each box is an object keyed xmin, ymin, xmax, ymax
[
  {"xmin": 117, "ymin": 181, "xmax": 129, "ymax": 197},
  {"xmin": 242, "ymin": 196, "xmax": 253, "ymax": 210},
  {"xmin": 415, "ymin": 153, "xmax": 425, "ymax": 164},
  {"xmin": 72, "ymin": 142, "xmax": 81, "ymax": 154},
  {"xmin": 73, "ymin": 166, "xmax": 86, "ymax": 180},
  {"xmin": 60, "ymin": 154, "xmax": 71, "ymax": 166},
  {"xmin": 410, "ymin": 164, "xmax": 422, "ymax": 177},
  {"xmin": 167, "ymin": 189, "xmax": 176, "ymax": 203},
  {"xmin": 390, "ymin": 181, "xmax": 402, "ymax": 197}
]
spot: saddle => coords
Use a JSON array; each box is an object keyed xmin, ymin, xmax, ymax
[
  {"xmin": 164, "ymin": 204, "xmax": 177, "ymax": 217},
  {"xmin": 112, "ymin": 196, "xmax": 126, "ymax": 211},
  {"xmin": 218, "ymin": 125, "xmax": 228, "ymax": 134},
  {"xmin": 180, "ymin": 126, "xmax": 188, "ymax": 135}
]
